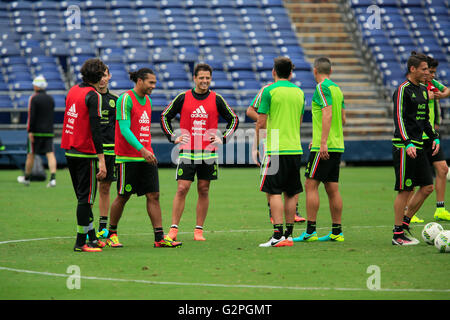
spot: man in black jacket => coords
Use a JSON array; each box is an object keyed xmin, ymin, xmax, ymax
[
  {"xmin": 17, "ymin": 75, "xmax": 57, "ymax": 187},
  {"xmin": 392, "ymin": 52, "xmax": 440, "ymax": 246}
]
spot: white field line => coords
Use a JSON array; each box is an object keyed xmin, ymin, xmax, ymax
[
  {"xmin": 0, "ymin": 266, "xmax": 449, "ymax": 293},
  {"xmin": 0, "ymin": 226, "xmax": 449, "ymax": 294}
]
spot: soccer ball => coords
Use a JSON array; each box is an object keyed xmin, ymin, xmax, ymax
[
  {"xmin": 421, "ymin": 222, "xmax": 444, "ymax": 245},
  {"xmin": 434, "ymin": 230, "xmax": 450, "ymax": 253}
]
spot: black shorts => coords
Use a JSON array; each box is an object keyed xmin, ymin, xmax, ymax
[
  {"xmin": 116, "ymin": 161, "xmax": 159, "ymax": 196},
  {"xmin": 259, "ymin": 154, "xmax": 303, "ymax": 196},
  {"xmin": 176, "ymin": 158, "xmax": 218, "ymax": 181},
  {"xmin": 103, "ymin": 154, "xmax": 117, "ymax": 182},
  {"xmin": 27, "ymin": 136, "xmax": 54, "ymax": 155},
  {"xmin": 393, "ymin": 146, "xmax": 433, "ymax": 191},
  {"xmin": 66, "ymin": 156, "xmax": 98, "ymax": 205},
  {"xmin": 305, "ymin": 152, "xmax": 342, "ymax": 183},
  {"xmin": 424, "ymin": 138, "xmax": 445, "ymax": 163}
]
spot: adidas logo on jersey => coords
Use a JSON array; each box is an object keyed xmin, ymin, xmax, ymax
[
  {"xmin": 191, "ymin": 105, "xmax": 208, "ymax": 118},
  {"xmin": 67, "ymin": 103, "xmax": 78, "ymax": 118},
  {"xmin": 139, "ymin": 110, "xmax": 150, "ymax": 124}
]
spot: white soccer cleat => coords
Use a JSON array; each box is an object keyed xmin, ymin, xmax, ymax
[
  {"xmin": 47, "ymin": 179, "xmax": 56, "ymax": 188},
  {"xmin": 259, "ymin": 236, "xmax": 286, "ymax": 247},
  {"xmin": 17, "ymin": 176, "xmax": 30, "ymax": 186}
]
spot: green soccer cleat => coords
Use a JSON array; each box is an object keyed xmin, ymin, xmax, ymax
[
  {"xmin": 293, "ymin": 231, "xmax": 318, "ymax": 242},
  {"xmin": 410, "ymin": 215, "xmax": 424, "ymax": 223},
  {"xmin": 96, "ymin": 228, "xmax": 109, "ymax": 239},
  {"xmin": 434, "ymin": 209, "xmax": 450, "ymax": 221},
  {"xmin": 318, "ymin": 232, "xmax": 344, "ymax": 242}
]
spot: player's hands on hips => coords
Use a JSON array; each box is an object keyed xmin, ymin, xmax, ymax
[{"xmin": 141, "ymin": 147, "xmax": 157, "ymax": 165}]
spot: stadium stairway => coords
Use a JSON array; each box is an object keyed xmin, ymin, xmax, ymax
[{"xmin": 284, "ymin": 0, "xmax": 394, "ymax": 140}]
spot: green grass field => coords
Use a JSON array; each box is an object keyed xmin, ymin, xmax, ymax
[{"xmin": 0, "ymin": 166, "xmax": 449, "ymax": 300}]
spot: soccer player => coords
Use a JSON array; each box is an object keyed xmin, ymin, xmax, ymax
[
  {"xmin": 391, "ymin": 52, "xmax": 440, "ymax": 246},
  {"xmin": 96, "ymin": 67, "xmax": 119, "ymax": 238},
  {"xmin": 246, "ymin": 85, "xmax": 305, "ymax": 224},
  {"xmin": 161, "ymin": 63, "xmax": 239, "ymax": 241},
  {"xmin": 294, "ymin": 57, "xmax": 346, "ymax": 243},
  {"xmin": 424, "ymin": 56, "xmax": 449, "ymax": 221},
  {"xmin": 17, "ymin": 75, "xmax": 57, "ymax": 187},
  {"xmin": 107, "ymin": 68, "xmax": 181, "ymax": 248},
  {"xmin": 61, "ymin": 58, "xmax": 107, "ymax": 252},
  {"xmin": 254, "ymin": 57, "xmax": 305, "ymax": 247}
]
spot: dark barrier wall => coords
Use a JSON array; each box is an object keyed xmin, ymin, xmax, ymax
[{"xmin": 1, "ymin": 130, "xmax": 449, "ymax": 168}]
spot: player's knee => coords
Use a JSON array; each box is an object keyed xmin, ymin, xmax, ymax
[
  {"xmin": 422, "ymin": 184, "xmax": 434, "ymax": 195},
  {"xmin": 99, "ymin": 182, "xmax": 111, "ymax": 195},
  {"xmin": 436, "ymin": 162, "xmax": 449, "ymax": 178},
  {"xmin": 197, "ymin": 186, "xmax": 209, "ymax": 197},
  {"xmin": 176, "ymin": 184, "xmax": 190, "ymax": 197},
  {"xmin": 147, "ymin": 192, "xmax": 160, "ymax": 203}
]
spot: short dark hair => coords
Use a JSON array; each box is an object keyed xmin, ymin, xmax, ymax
[
  {"xmin": 194, "ymin": 63, "xmax": 212, "ymax": 77},
  {"xmin": 273, "ymin": 56, "xmax": 294, "ymax": 79},
  {"xmin": 80, "ymin": 58, "xmax": 107, "ymax": 84},
  {"xmin": 407, "ymin": 51, "xmax": 428, "ymax": 74},
  {"xmin": 427, "ymin": 55, "xmax": 439, "ymax": 69},
  {"xmin": 314, "ymin": 57, "xmax": 332, "ymax": 75},
  {"xmin": 129, "ymin": 68, "xmax": 155, "ymax": 83}
]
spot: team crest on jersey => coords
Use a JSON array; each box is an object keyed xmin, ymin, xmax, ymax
[
  {"xmin": 109, "ymin": 99, "xmax": 115, "ymax": 108},
  {"xmin": 139, "ymin": 111, "xmax": 150, "ymax": 124},
  {"xmin": 423, "ymin": 91, "xmax": 427, "ymax": 99},
  {"xmin": 191, "ymin": 105, "xmax": 208, "ymax": 118}
]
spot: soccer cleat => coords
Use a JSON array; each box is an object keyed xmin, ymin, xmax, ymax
[
  {"xmin": 17, "ymin": 176, "xmax": 30, "ymax": 186},
  {"xmin": 392, "ymin": 234, "xmax": 420, "ymax": 246},
  {"xmin": 410, "ymin": 215, "xmax": 424, "ymax": 223},
  {"xmin": 293, "ymin": 231, "xmax": 318, "ymax": 242},
  {"xmin": 194, "ymin": 228, "xmax": 206, "ymax": 241},
  {"xmin": 259, "ymin": 236, "xmax": 286, "ymax": 247},
  {"xmin": 154, "ymin": 236, "xmax": 182, "ymax": 248},
  {"xmin": 74, "ymin": 242, "xmax": 102, "ymax": 252},
  {"xmin": 92, "ymin": 240, "xmax": 106, "ymax": 248},
  {"xmin": 167, "ymin": 227, "xmax": 178, "ymax": 241},
  {"xmin": 106, "ymin": 233, "xmax": 123, "ymax": 248},
  {"xmin": 318, "ymin": 232, "xmax": 345, "ymax": 242},
  {"xmin": 294, "ymin": 214, "xmax": 306, "ymax": 223},
  {"xmin": 434, "ymin": 208, "xmax": 450, "ymax": 221},
  {"xmin": 96, "ymin": 228, "xmax": 109, "ymax": 239},
  {"xmin": 46, "ymin": 179, "xmax": 56, "ymax": 188},
  {"xmin": 278, "ymin": 236, "xmax": 294, "ymax": 247}
]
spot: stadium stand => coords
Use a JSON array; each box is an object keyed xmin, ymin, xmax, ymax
[{"xmin": 0, "ymin": 0, "xmax": 449, "ymax": 165}]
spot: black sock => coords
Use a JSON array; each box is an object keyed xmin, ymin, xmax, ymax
[
  {"xmin": 295, "ymin": 203, "xmax": 299, "ymax": 215},
  {"xmin": 393, "ymin": 225, "xmax": 403, "ymax": 238},
  {"xmin": 76, "ymin": 233, "xmax": 86, "ymax": 247},
  {"xmin": 87, "ymin": 228, "xmax": 97, "ymax": 242},
  {"xmin": 24, "ymin": 173, "xmax": 31, "ymax": 181},
  {"xmin": 437, "ymin": 201, "xmax": 444, "ymax": 208},
  {"xmin": 99, "ymin": 216, "xmax": 108, "ymax": 230},
  {"xmin": 50, "ymin": 173, "xmax": 56, "ymax": 180},
  {"xmin": 109, "ymin": 225, "xmax": 118, "ymax": 235},
  {"xmin": 154, "ymin": 227, "xmax": 164, "ymax": 242},
  {"xmin": 273, "ymin": 224, "xmax": 283, "ymax": 240},
  {"xmin": 402, "ymin": 216, "xmax": 411, "ymax": 229},
  {"xmin": 332, "ymin": 223, "xmax": 342, "ymax": 235},
  {"xmin": 306, "ymin": 221, "xmax": 316, "ymax": 234},
  {"xmin": 284, "ymin": 223, "xmax": 294, "ymax": 238}
]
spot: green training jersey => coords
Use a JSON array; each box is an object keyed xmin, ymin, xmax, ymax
[
  {"xmin": 257, "ymin": 80, "xmax": 305, "ymax": 155},
  {"xmin": 311, "ymin": 78, "xmax": 345, "ymax": 153}
]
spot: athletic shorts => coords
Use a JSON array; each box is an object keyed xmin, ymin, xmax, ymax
[
  {"xmin": 393, "ymin": 146, "xmax": 433, "ymax": 191},
  {"xmin": 66, "ymin": 156, "xmax": 98, "ymax": 205},
  {"xmin": 176, "ymin": 158, "xmax": 218, "ymax": 181},
  {"xmin": 259, "ymin": 154, "xmax": 303, "ymax": 196},
  {"xmin": 27, "ymin": 136, "xmax": 53, "ymax": 155},
  {"xmin": 103, "ymin": 154, "xmax": 117, "ymax": 182},
  {"xmin": 423, "ymin": 138, "xmax": 446, "ymax": 163},
  {"xmin": 116, "ymin": 161, "xmax": 159, "ymax": 196},
  {"xmin": 305, "ymin": 152, "xmax": 342, "ymax": 183}
]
